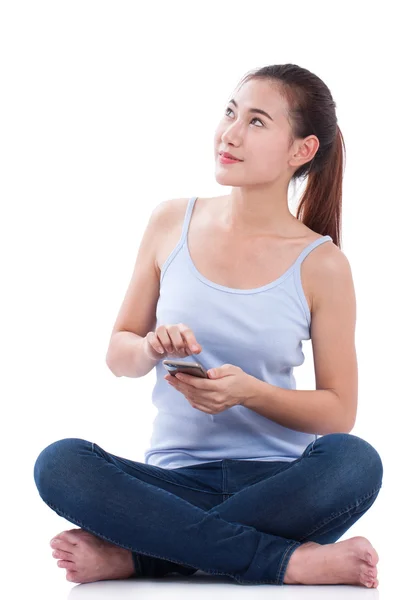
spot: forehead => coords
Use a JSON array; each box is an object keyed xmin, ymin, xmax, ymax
[{"xmin": 232, "ymin": 78, "xmax": 288, "ymax": 123}]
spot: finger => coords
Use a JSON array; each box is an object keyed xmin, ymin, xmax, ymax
[
  {"xmin": 157, "ymin": 325, "xmax": 188, "ymax": 355},
  {"xmin": 174, "ymin": 373, "xmax": 211, "ymax": 388},
  {"xmin": 178, "ymin": 324, "xmax": 202, "ymax": 352},
  {"xmin": 155, "ymin": 326, "xmax": 174, "ymax": 353},
  {"xmin": 168, "ymin": 379, "xmax": 192, "ymax": 397},
  {"xmin": 174, "ymin": 373, "xmax": 195, "ymax": 386},
  {"xmin": 191, "ymin": 402, "xmax": 213, "ymax": 413},
  {"xmin": 168, "ymin": 325, "xmax": 190, "ymax": 354},
  {"xmin": 149, "ymin": 332, "xmax": 164, "ymax": 354},
  {"xmin": 168, "ymin": 375, "xmax": 184, "ymax": 393},
  {"xmin": 166, "ymin": 378, "xmax": 180, "ymax": 389}
]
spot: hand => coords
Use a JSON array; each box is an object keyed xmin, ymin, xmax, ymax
[
  {"xmin": 143, "ymin": 323, "xmax": 202, "ymax": 361},
  {"xmin": 164, "ymin": 364, "xmax": 256, "ymax": 414}
]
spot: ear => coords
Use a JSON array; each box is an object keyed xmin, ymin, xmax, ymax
[{"xmin": 291, "ymin": 134, "xmax": 320, "ymax": 168}]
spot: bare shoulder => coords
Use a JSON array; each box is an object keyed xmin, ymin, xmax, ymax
[
  {"xmin": 153, "ymin": 197, "xmax": 192, "ymax": 274},
  {"xmin": 153, "ymin": 196, "xmax": 189, "ymax": 223},
  {"xmin": 305, "ymin": 239, "xmax": 355, "ymax": 313},
  {"xmin": 305, "ymin": 238, "xmax": 351, "ymax": 278},
  {"xmin": 152, "ymin": 197, "xmax": 192, "ymax": 236}
]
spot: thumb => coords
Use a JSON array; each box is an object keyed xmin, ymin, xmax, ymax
[{"xmin": 208, "ymin": 364, "xmax": 231, "ymax": 379}]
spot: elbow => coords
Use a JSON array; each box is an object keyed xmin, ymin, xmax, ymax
[
  {"xmin": 333, "ymin": 419, "xmax": 356, "ymax": 435},
  {"xmin": 105, "ymin": 352, "xmax": 113, "ymax": 372},
  {"xmin": 320, "ymin": 418, "xmax": 355, "ymax": 436},
  {"xmin": 342, "ymin": 411, "xmax": 357, "ymax": 434},
  {"xmin": 105, "ymin": 353, "xmax": 121, "ymax": 377},
  {"xmin": 344, "ymin": 417, "xmax": 356, "ymax": 434},
  {"xmin": 330, "ymin": 390, "xmax": 357, "ymax": 434}
]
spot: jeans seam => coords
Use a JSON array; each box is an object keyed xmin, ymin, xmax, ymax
[
  {"xmin": 43, "ymin": 499, "xmax": 242, "ymax": 579},
  {"xmin": 276, "ymin": 541, "xmax": 301, "ymax": 584},
  {"xmin": 298, "ymin": 484, "xmax": 382, "ymax": 542},
  {"xmin": 66, "ymin": 439, "xmax": 379, "ymax": 585},
  {"xmin": 91, "ymin": 442, "xmax": 221, "ymax": 496},
  {"xmin": 43, "ymin": 497, "xmax": 283, "ymax": 584}
]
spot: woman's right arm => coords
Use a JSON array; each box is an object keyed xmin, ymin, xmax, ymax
[
  {"xmin": 106, "ymin": 331, "xmax": 160, "ymax": 378},
  {"xmin": 105, "ymin": 199, "xmax": 172, "ymax": 378}
]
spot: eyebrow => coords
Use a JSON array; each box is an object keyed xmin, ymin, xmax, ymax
[{"xmin": 228, "ymin": 98, "xmax": 274, "ymax": 122}]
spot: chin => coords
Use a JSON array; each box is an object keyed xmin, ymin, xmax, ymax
[
  {"xmin": 215, "ymin": 174, "xmax": 232, "ymax": 185},
  {"xmin": 214, "ymin": 170, "xmax": 240, "ymax": 185}
]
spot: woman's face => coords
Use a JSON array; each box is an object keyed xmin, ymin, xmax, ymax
[{"xmin": 213, "ymin": 78, "xmax": 297, "ymax": 187}]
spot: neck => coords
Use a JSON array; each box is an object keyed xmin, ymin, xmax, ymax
[{"xmin": 222, "ymin": 189, "xmax": 298, "ymax": 237}]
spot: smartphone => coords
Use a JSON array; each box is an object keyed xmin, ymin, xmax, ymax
[{"xmin": 163, "ymin": 359, "xmax": 209, "ymax": 378}]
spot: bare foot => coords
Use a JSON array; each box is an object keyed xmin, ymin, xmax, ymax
[
  {"xmin": 284, "ymin": 536, "xmax": 379, "ymax": 588},
  {"xmin": 50, "ymin": 528, "xmax": 135, "ymax": 584}
]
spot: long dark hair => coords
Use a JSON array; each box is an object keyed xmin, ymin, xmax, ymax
[{"xmin": 237, "ymin": 64, "xmax": 345, "ymax": 248}]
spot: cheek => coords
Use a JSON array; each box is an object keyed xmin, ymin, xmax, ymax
[{"xmin": 253, "ymin": 143, "xmax": 287, "ymax": 175}]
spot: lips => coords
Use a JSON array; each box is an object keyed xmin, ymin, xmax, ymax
[{"xmin": 220, "ymin": 151, "xmax": 242, "ymax": 161}]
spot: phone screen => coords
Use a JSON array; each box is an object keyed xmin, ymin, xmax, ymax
[{"xmin": 163, "ymin": 360, "xmax": 209, "ymax": 378}]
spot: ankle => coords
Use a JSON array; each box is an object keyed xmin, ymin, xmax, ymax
[{"xmin": 284, "ymin": 542, "xmax": 320, "ymax": 584}]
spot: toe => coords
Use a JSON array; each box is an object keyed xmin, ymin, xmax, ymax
[
  {"xmin": 58, "ymin": 531, "xmax": 79, "ymax": 545},
  {"xmin": 370, "ymin": 567, "xmax": 377, "ymax": 578},
  {"xmin": 51, "ymin": 540, "xmax": 75, "ymax": 553},
  {"xmin": 57, "ymin": 560, "xmax": 75, "ymax": 569},
  {"xmin": 362, "ymin": 573, "xmax": 377, "ymax": 588},
  {"xmin": 52, "ymin": 529, "xmax": 74, "ymax": 541},
  {"xmin": 66, "ymin": 570, "xmax": 80, "ymax": 583},
  {"xmin": 51, "ymin": 533, "xmax": 76, "ymax": 552},
  {"xmin": 50, "ymin": 535, "xmax": 62, "ymax": 548},
  {"xmin": 53, "ymin": 549, "xmax": 74, "ymax": 561},
  {"xmin": 365, "ymin": 547, "xmax": 379, "ymax": 566},
  {"xmin": 362, "ymin": 565, "xmax": 377, "ymax": 579}
]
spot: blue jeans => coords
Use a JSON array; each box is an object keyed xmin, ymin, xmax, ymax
[{"xmin": 33, "ymin": 433, "xmax": 383, "ymax": 585}]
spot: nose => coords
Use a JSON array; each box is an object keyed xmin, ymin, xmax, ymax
[{"xmin": 221, "ymin": 119, "xmax": 243, "ymax": 146}]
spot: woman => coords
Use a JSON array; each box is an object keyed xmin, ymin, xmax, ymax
[{"xmin": 34, "ymin": 63, "xmax": 383, "ymax": 587}]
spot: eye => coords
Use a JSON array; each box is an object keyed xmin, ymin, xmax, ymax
[{"xmin": 225, "ymin": 107, "xmax": 264, "ymax": 127}]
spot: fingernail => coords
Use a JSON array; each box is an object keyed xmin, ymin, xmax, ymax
[{"xmin": 191, "ymin": 345, "xmax": 198, "ymax": 351}]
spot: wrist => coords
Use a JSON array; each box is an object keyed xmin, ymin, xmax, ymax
[
  {"xmin": 142, "ymin": 336, "xmax": 163, "ymax": 363},
  {"xmin": 242, "ymin": 374, "xmax": 261, "ymax": 408}
]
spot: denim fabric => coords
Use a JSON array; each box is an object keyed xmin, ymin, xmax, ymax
[{"xmin": 33, "ymin": 433, "xmax": 383, "ymax": 585}]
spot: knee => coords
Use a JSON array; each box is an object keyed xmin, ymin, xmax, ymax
[
  {"xmin": 320, "ymin": 433, "xmax": 383, "ymax": 490},
  {"xmin": 33, "ymin": 437, "xmax": 92, "ymax": 500}
]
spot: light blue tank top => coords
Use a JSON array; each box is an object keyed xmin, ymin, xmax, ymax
[{"xmin": 144, "ymin": 196, "xmax": 333, "ymax": 469}]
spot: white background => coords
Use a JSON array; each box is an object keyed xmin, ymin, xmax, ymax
[{"xmin": 1, "ymin": 1, "xmax": 398, "ymax": 598}]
